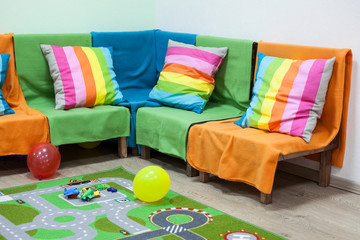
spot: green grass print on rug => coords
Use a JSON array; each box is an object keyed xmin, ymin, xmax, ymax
[{"xmin": 0, "ymin": 167, "xmax": 287, "ymax": 240}]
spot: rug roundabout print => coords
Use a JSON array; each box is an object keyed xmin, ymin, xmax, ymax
[{"xmin": 0, "ymin": 167, "xmax": 286, "ymax": 240}]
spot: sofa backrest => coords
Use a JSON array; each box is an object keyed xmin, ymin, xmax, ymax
[
  {"xmin": 92, "ymin": 30, "xmax": 157, "ymax": 92},
  {"xmin": 13, "ymin": 31, "xmax": 254, "ymax": 113},
  {"xmin": 92, "ymin": 30, "xmax": 197, "ymax": 92},
  {"xmin": 196, "ymin": 35, "xmax": 254, "ymax": 112},
  {"xmin": 14, "ymin": 34, "xmax": 91, "ymax": 106}
]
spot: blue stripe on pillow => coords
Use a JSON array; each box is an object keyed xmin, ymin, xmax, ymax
[{"xmin": 149, "ymin": 88, "xmax": 206, "ymax": 113}]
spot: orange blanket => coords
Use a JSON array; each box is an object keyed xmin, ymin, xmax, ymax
[
  {"xmin": 0, "ymin": 33, "xmax": 49, "ymax": 156},
  {"xmin": 187, "ymin": 41, "xmax": 352, "ymax": 194}
]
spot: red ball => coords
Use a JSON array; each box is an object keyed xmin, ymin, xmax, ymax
[{"xmin": 27, "ymin": 143, "xmax": 61, "ymax": 180}]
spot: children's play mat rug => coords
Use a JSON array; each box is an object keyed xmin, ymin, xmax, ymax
[{"xmin": 0, "ymin": 167, "xmax": 286, "ymax": 240}]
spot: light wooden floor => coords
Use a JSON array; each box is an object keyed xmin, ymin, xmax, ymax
[{"xmin": 1, "ymin": 143, "xmax": 359, "ymax": 239}]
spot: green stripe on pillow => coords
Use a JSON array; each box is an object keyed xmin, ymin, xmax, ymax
[
  {"xmin": 154, "ymin": 80, "xmax": 210, "ymax": 100},
  {"xmin": 92, "ymin": 48, "xmax": 115, "ymax": 105}
]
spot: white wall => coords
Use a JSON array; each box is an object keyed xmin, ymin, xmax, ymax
[
  {"xmin": 0, "ymin": 0, "xmax": 156, "ymax": 33},
  {"xmin": 156, "ymin": 0, "xmax": 360, "ymax": 184}
]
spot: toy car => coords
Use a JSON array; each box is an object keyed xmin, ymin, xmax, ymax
[
  {"xmin": 80, "ymin": 188, "xmax": 95, "ymax": 201},
  {"xmin": 16, "ymin": 199, "xmax": 26, "ymax": 204},
  {"xmin": 95, "ymin": 183, "xmax": 110, "ymax": 191},
  {"xmin": 119, "ymin": 230, "xmax": 130, "ymax": 235},
  {"xmin": 69, "ymin": 179, "xmax": 82, "ymax": 183},
  {"xmin": 63, "ymin": 187, "xmax": 80, "ymax": 198},
  {"xmin": 81, "ymin": 187, "xmax": 100, "ymax": 198},
  {"xmin": 68, "ymin": 180, "xmax": 90, "ymax": 186},
  {"xmin": 107, "ymin": 187, "xmax": 117, "ymax": 193}
]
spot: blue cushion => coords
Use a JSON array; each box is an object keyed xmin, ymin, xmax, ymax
[{"xmin": 0, "ymin": 54, "xmax": 15, "ymax": 116}]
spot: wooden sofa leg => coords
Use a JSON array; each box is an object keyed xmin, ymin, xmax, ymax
[
  {"xmin": 199, "ymin": 171, "xmax": 210, "ymax": 183},
  {"xmin": 319, "ymin": 149, "xmax": 332, "ymax": 187},
  {"xmin": 118, "ymin": 137, "xmax": 127, "ymax": 158},
  {"xmin": 260, "ymin": 192, "xmax": 272, "ymax": 204},
  {"xmin": 186, "ymin": 163, "xmax": 199, "ymax": 177},
  {"xmin": 131, "ymin": 147, "xmax": 139, "ymax": 156},
  {"xmin": 141, "ymin": 145, "xmax": 151, "ymax": 160}
]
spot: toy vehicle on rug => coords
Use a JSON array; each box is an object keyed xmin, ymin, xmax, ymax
[
  {"xmin": 82, "ymin": 187, "xmax": 100, "ymax": 197},
  {"xmin": 107, "ymin": 187, "xmax": 118, "ymax": 193},
  {"xmin": 95, "ymin": 183, "xmax": 110, "ymax": 191},
  {"xmin": 63, "ymin": 187, "xmax": 80, "ymax": 198},
  {"xmin": 80, "ymin": 187, "xmax": 100, "ymax": 201},
  {"xmin": 119, "ymin": 230, "xmax": 130, "ymax": 235}
]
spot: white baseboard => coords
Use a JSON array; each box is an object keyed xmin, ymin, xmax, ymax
[
  {"xmin": 277, "ymin": 161, "xmax": 360, "ymax": 195},
  {"xmin": 329, "ymin": 174, "xmax": 360, "ymax": 194}
]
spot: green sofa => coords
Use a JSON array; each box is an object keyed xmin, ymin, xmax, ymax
[{"xmin": 0, "ymin": 30, "xmax": 350, "ymax": 204}]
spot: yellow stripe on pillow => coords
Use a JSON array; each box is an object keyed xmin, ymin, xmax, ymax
[
  {"xmin": 81, "ymin": 47, "xmax": 106, "ymax": 105},
  {"xmin": 160, "ymin": 71, "xmax": 214, "ymax": 94},
  {"xmin": 258, "ymin": 59, "xmax": 292, "ymax": 130}
]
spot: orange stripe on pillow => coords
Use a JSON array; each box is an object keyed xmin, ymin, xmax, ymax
[
  {"xmin": 73, "ymin": 47, "xmax": 96, "ymax": 107},
  {"xmin": 269, "ymin": 60, "xmax": 302, "ymax": 132},
  {"xmin": 162, "ymin": 63, "xmax": 215, "ymax": 85}
]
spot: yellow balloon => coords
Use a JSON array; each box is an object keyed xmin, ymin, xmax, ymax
[{"xmin": 133, "ymin": 166, "xmax": 170, "ymax": 203}]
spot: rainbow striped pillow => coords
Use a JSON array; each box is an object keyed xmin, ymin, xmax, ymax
[
  {"xmin": 0, "ymin": 54, "xmax": 15, "ymax": 116},
  {"xmin": 41, "ymin": 45, "xmax": 124, "ymax": 110},
  {"xmin": 235, "ymin": 52, "xmax": 335, "ymax": 142},
  {"xmin": 149, "ymin": 40, "xmax": 228, "ymax": 113}
]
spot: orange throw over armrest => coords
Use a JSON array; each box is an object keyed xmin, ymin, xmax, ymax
[
  {"xmin": 257, "ymin": 41, "xmax": 352, "ymax": 167},
  {"xmin": 187, "ymin": 41, "xmax": 352, "ymax": 194},
  {"xmin": 0, "ymin": 33, "xmax": 49, "ymax": 156}
]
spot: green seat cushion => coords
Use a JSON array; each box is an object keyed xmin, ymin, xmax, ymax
[
  {"xmin": 36, "ymin": 104, "xmax": 130, "ymax": 146},
  {"xmin": 14, "ymin": 34, "xmax": 130, "ymax": 145},
  {"xmin": 136, "ymin": 102, "xmax": 242, "ymax": 160},
  {"xmin": 136, "ymin": 36, "xmax": 254, "ymax": 160}
]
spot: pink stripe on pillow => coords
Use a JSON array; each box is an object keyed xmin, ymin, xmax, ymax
[
  {"xmin": 166, "ymin": 46, "xmax": 224, "ymax": 67},
  {"xmin": 52, "ymin": 45, "xmax": 76, "ymax": 109},
  {"xmin": 279, "ymin": 59, "xmax": 315, "ymax": 134},
  {"xmin": 63, "ymin": 47, "xmax": 87, "ymax": 107},
  {"xmin": 165, "ymin": 55, "xmax": 219, "ymax": 77},
  {"xmin": 290, "ymin": 59, "xmax": 326, "ymax": 136}
]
